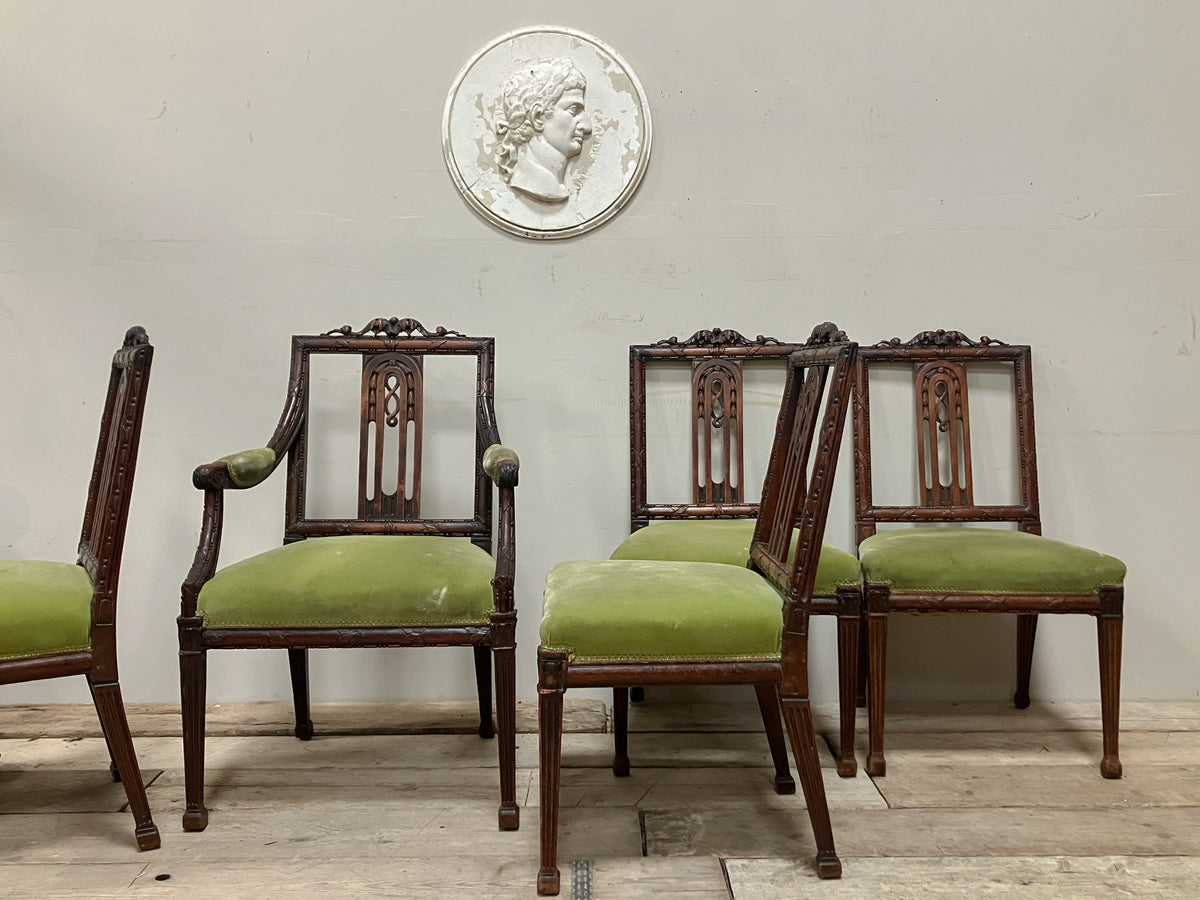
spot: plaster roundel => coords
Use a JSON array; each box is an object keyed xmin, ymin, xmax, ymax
[{"xmin": 442, "ymin": 27, "xmax": 652, "ymax": 240}]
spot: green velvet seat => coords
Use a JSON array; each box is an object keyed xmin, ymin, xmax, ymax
[
  {"xmin": 610, "ymin": 520, "xmax": 861, "ymax": 597},
  {"xmin": 198, "ymin": 535, "xmax": 495, "ymax": 629},
  {"xmin": 0, "ymin": 561, "xmax": 94, "ymax": 661},
  {"xmin": 541, "ymin": 559, "xmax": 785, "ymax": 664},
  {"xmin": 858, "ymin": 527, "xmax": 1126, "ymax": 595}
]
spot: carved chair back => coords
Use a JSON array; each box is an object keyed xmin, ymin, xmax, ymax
[
  {"xmin": 274, "ymin": 319, "xmax": 499, "ymax": 549},
  {"xmin": 749, "ymin": 330, "xmax": 857, "ymax": 619},
  {"xmin": 853, "ymin": 331, "xmax": 1040, "ymax": 545},
  {"xmin": 629, "ymin": 329, "xmax": 814, "ymax": 532},
  {"xmin": 78, "ymin": 326, "xmax": 154, "ymax": 649}
]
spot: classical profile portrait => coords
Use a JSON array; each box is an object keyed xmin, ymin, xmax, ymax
[
  {"xmin": 493, "ymin": 58, "xmax": 592, "ymax": 203},
  {"xmin": 443, "ymin": 27, "xmax": 652, "ymax": 239}
]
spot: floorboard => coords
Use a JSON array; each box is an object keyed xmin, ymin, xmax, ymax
[{"xmin": 1, "ymin": 700, "xmax": 1197, "ymax": 898}]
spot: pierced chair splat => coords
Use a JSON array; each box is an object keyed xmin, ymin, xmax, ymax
[
  {"xmin": 178, "ymin": 317, "xmax": 521, "ymax": 833},
  {"xmin": 853, "ymin": 329, "xmax": 1125, "ymax": 779},
  {"xmin": 536, "ymin": 324, "xmax": 858, "ymax": 895}
]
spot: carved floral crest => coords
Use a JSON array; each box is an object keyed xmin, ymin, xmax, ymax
[
  {"xmin": 653, "ymin": 328, "xmax": 782, "ymax": 348},
  {"xmin": 873, "ymin": 329, "xmax": 1007, "ymax": 349},
  {"xmin": 325, "ymin": 318, "xmax": 466, "ymax": 339}
]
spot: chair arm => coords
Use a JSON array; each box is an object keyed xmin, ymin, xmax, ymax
[
  {"xmin": 483, "ymin": 443, "xmax": 520, "ymax": 488},
  {"xmin": 193, "ymin": 447, "xmax": 279, "ymax": 490}
]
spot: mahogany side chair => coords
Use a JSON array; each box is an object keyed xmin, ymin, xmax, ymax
[
  {"xmin": 178, "ymin": 317, "xmax": 520, "ymax": 832},
  {"xmin": 537, "ymin": 325, "xmax": 858, "ymax": 894},
  {"xmin": 853, "ymin": 329, "xmax": 1125, "ymax": 778},
  {"xmin": 608, "ymin": 327, "xmax": 862, "ymax": 779},
  {"xmin": 0, "ymin": 326, "xmax": 159, "ymax": 850}
]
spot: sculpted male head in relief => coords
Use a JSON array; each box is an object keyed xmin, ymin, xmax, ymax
[{"xmin": 494, "ymin": 58, "xmax": 592, "ymax": 203}]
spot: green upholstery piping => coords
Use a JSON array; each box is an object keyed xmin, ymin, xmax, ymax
[
  {"xmin": 482, "ymin": 444, "xmax": 519, "ymax": 483},
  {"xmin": 610, "ymin": 520, "xmax": 860, "ymax": 595},
  {"xmin": 540, "ymin": 559, "xmax": 784, "ymax": 663},
  {"xmin": 0, "ymin": 560, "xmax": 94, "ymax": 661},
  {"xmin": 219, "ymin": 448, "xmax": 277, "ymax": 488},
  {"xmin": 198, "ymin": 534, "xmax": 496, "ymax": 629},
  {"xmin": 858, "ymin": 527, "xmax": 1126, "ymax": 595}
]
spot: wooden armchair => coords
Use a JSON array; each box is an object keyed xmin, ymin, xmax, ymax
[
  {"xmin": 537, "ymin": 325, "xmax": 858, "ymax": 894},
  {"xmin": 853, "ymin": 330, "xmax": 1125, "ymax": 778},
  {"xmin": 178, "ymin": 317, "xmax": 520, "ymax": 832},
  {"xmin": 0, "ymin": 326, "xmax": 159, "ymax": 850},
  {"xmin": 608, "ymin": 327, "xmax": 861, "ymax": 778}
]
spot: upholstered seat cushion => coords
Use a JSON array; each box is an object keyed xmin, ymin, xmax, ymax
[
  {"xmin": 610, "ymin": 519, "xmax": 860, "ymax": 595},
  {"xmin": 0, "ymin": 560, "xmax": 94, "ymax": 661},
  {"xmin": 858, "ymin": 527, "xmax": 1126, "ymax": 595},
  {"xmin": 197, "ymin": 535, "xmax": 495, "ymax": 629},
  {"xmin": 540, "ymin": 559, "xmax": 785, "ymax": 664}
]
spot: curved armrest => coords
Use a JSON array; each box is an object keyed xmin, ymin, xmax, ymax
[
  {"xmin": 483, "ymin": 443, "xmax": 519, "ymax": 488},
  {"xmin": 193, "ymin": 447, "xmax": 279, "ymax": 490}
]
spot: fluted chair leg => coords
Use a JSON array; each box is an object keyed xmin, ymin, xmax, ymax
[
  {"xmin": 90, "ymin": 679, "xmax": 160, "ymax": 850},
  {"xmin": 781, "ymin": 695, "xmax": 841, "ymax": 878},
  {"xmin": 835, "ymin": 595, "xmax": 860, "ymax": 777},
  {"xmin": 1098, "ymin": 588, "xmax": 1123, "ymax": 779},
  {"xmin": 495, "ymin": 640, "xmax": 519, "ymax": 830},
  {"xmin": 865, "ymin": 586, "xmax": 889, "ymax": 778},
  {"xmin": 537, "ymin": 652, "xmax": 567, "ymax": 895},
  {"xmin": 180, "ymin": 640, "xmax": 209, "ymax": 832}
]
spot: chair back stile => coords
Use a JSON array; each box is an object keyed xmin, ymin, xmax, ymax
[
  {"xmin": 750, "ymin": 335, "xmax": 857, "ymax": 695},
  {"xmin": 77, "ymin": 327, "xmax": 153, "ymax": 646}
]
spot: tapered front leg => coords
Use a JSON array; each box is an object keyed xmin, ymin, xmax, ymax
[
  {"xmin": 493, "ymin": 612, "xmax": 519, "ymax": 829},
  {"xmin": 754, "ymin": 682, "xmax": 796, "ymax": 794},
  {"xmin": 781, "ymin": 695, "xmax": 841, "ymax": 879},
  {"xmin": 537, "ymin": 650, "xmax": 568, "ymax": 895},
  {"xmin": 179, "ymin": 619, "xmax": 209, "ymax": 832},
  {"xmin": 90, "ymin": 679, "xmax": 161, "ymax": 850},
  {"xmin": 865, "ymin": 584, "xmax": 889, "ymax": 778},
  {"xmin": 834, "ymin": 587, "xmax": 861, "ymax": 777},
  {"xmin": 1098, "ymin": 588, "xmax": 1123, "ymax": 779}
]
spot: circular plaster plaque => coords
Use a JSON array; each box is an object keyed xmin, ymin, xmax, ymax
[{"xmin": 443, "ymin": 27, "xmax": 652, "ymax": 240}]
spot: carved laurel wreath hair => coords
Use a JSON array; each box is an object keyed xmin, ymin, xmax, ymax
[{"xmin": 493, "ymin": 58, "xmax": 587, "ymax": 181}]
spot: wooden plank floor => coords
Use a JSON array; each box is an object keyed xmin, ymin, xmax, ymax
[{"xmin": 2, "ymin": 699, "xmax": 1198, "ymax": 898}]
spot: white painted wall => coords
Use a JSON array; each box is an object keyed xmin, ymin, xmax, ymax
[{"xmin": 2, "ymin": 2, "xmax": 1197, "ymax": 706}]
